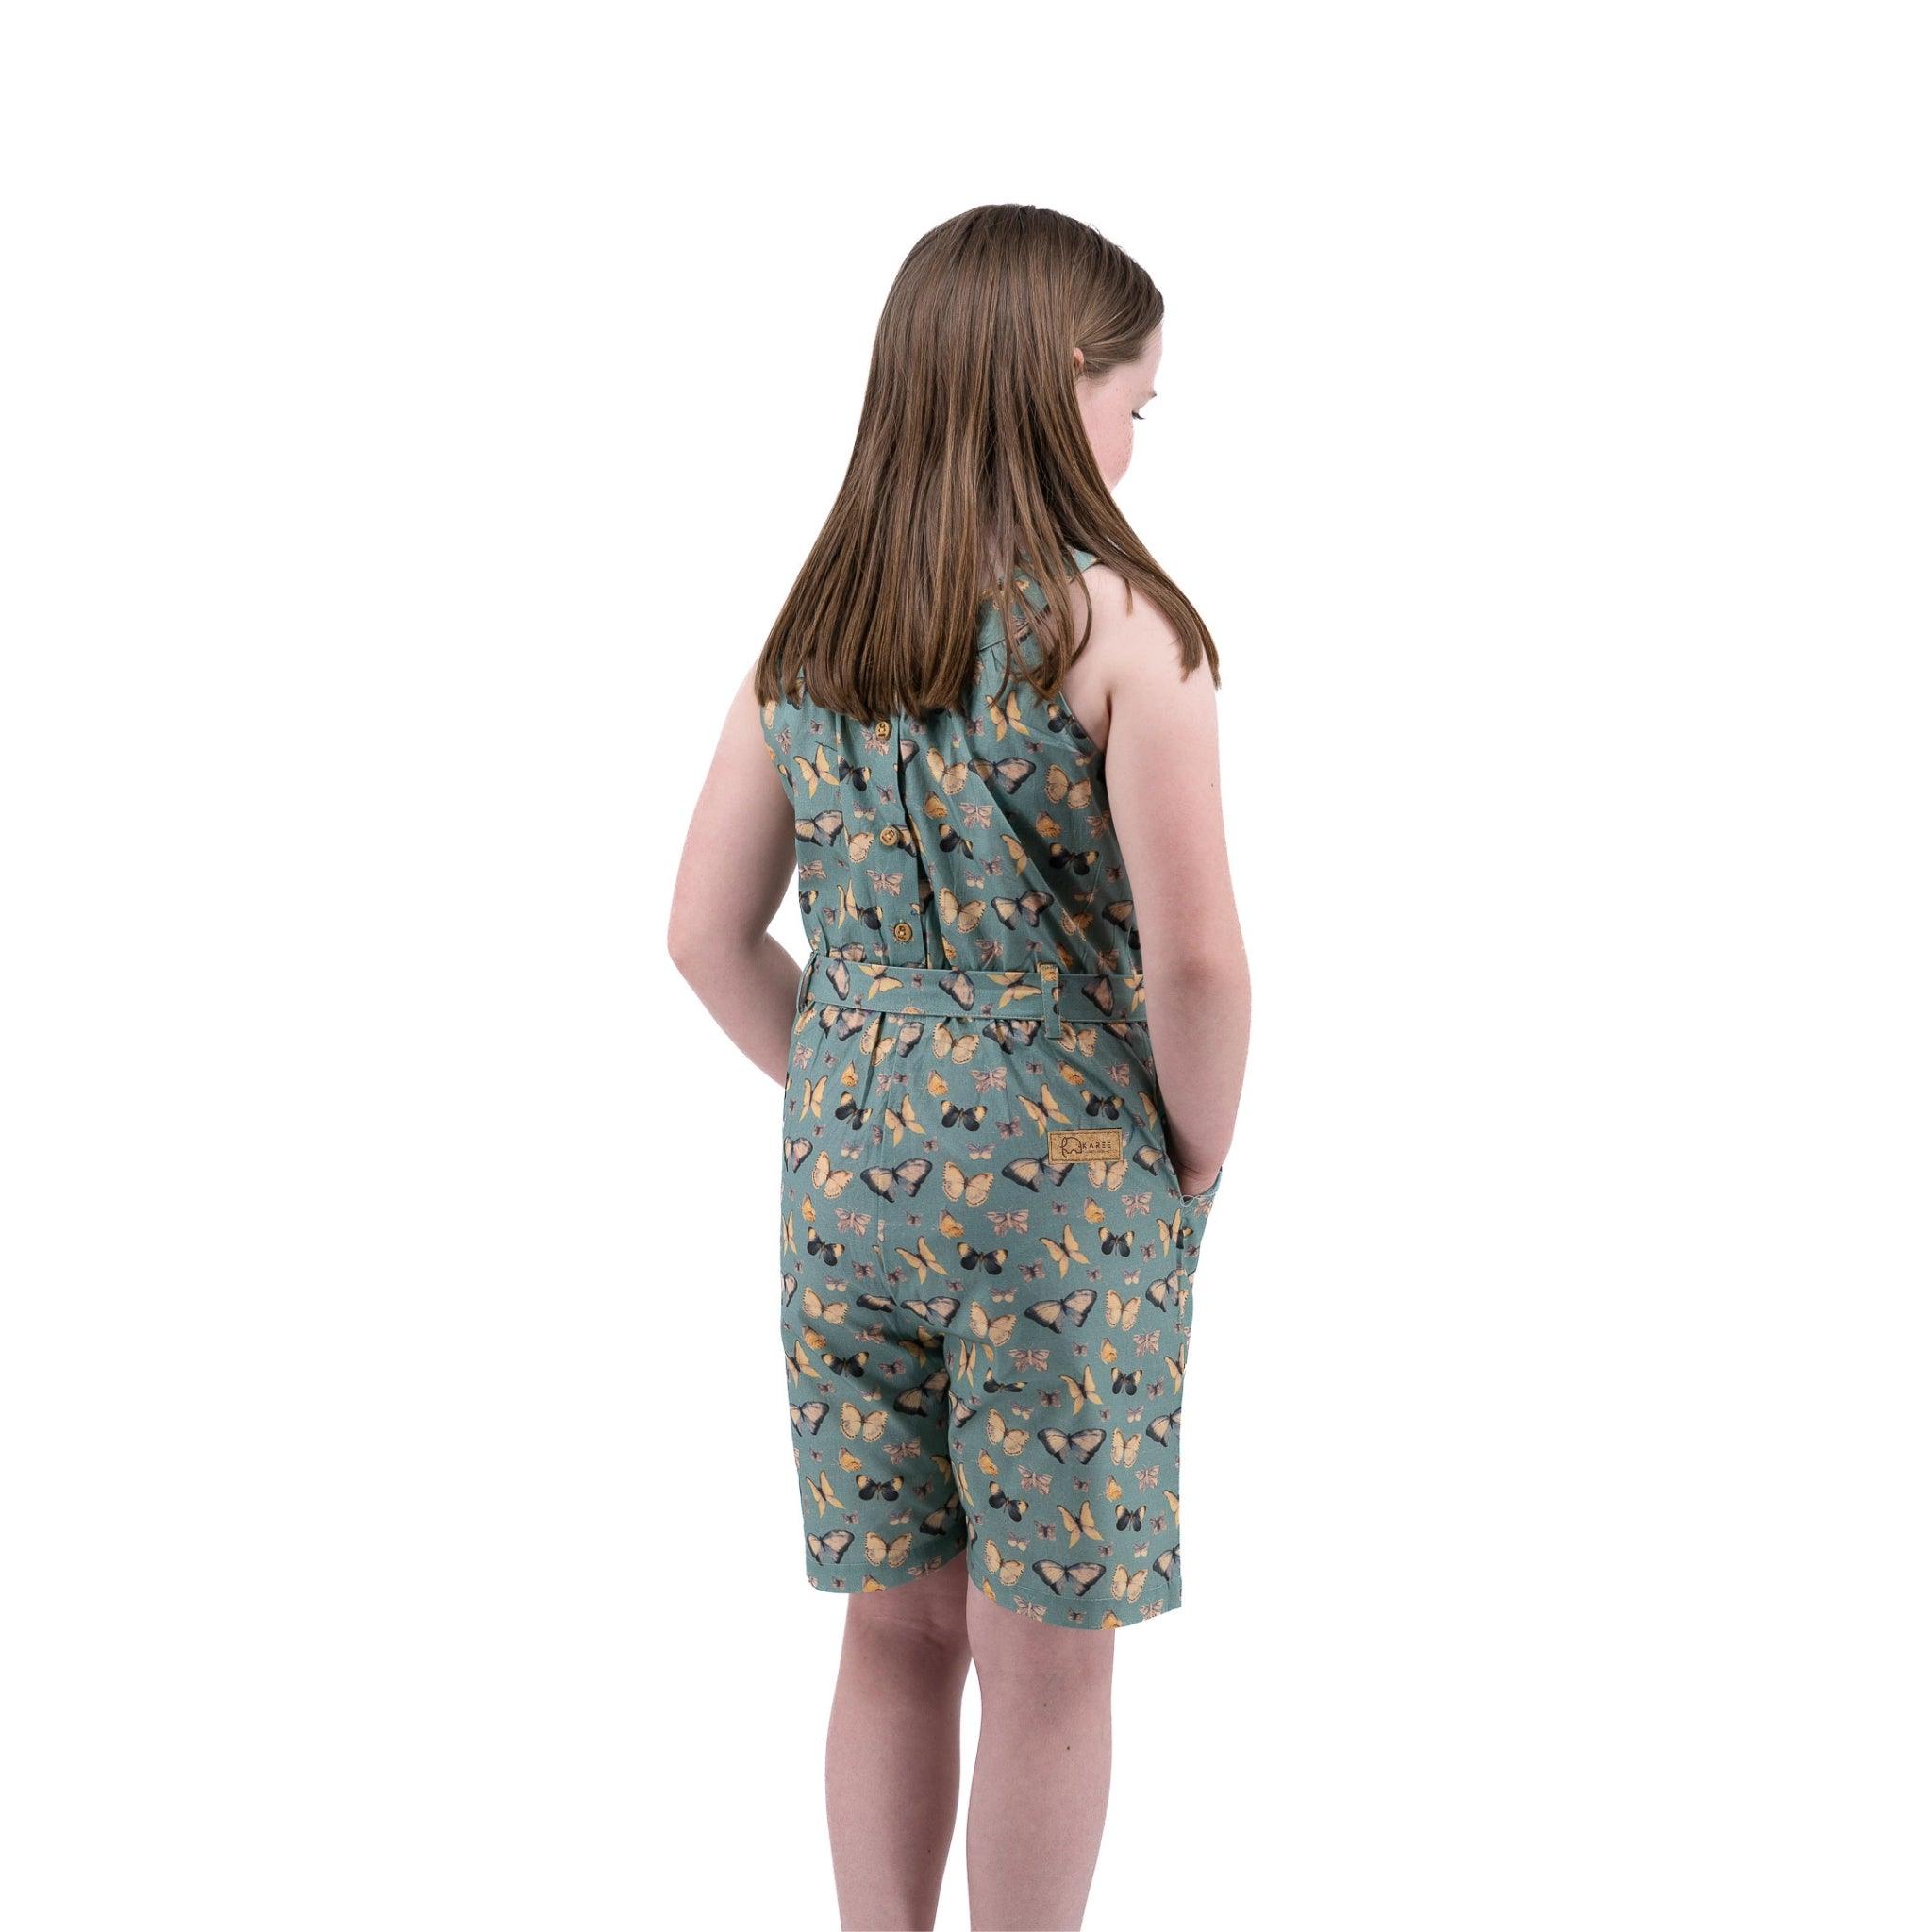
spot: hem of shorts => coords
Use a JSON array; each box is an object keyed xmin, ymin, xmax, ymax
[{"xmin": 801, "ymin": 1550, "xmax": 1181, "ymax": 1632}]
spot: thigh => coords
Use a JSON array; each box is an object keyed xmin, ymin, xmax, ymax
[
  {"xmin": 943, "ymin": 1024, "xmax": 1208, "ymax": 1631},
  {"xmin": 781, "ymin": 1052, "xmax": 967, "ymax": 1590}
]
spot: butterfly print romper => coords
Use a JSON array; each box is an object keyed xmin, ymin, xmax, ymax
[{"xmin": 761, "ymin": 544, "xmax": 1224, "ymax": 1630}]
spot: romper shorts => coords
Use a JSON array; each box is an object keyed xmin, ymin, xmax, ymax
[{"xmin": 779, "ymin": 953, "xmax": 1223, "ymax": 1630}]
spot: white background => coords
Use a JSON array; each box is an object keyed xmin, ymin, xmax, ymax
[{"xmin": 5, "ymin": 5, "xmax": 1927, "ymax": 1927}]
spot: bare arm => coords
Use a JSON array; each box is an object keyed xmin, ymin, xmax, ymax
[
  {"xmin": 1092, "ymin": 577, "xmax": 1251, "ymax": 1191},
  {"xmin": 666, "ymin": 666, "xmax": 802, "ymax": 1085}
]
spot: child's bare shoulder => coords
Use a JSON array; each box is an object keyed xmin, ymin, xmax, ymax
[{"xmin": 1076, "ymin": 562, "xmax": 1199, "ymax": 695}]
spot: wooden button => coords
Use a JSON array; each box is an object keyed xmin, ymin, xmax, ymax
[
  {"xmin": 874, "ymin": 721, "xmax": 891, "ymax": 742},
  {"xmin": 879, "ymin": 825, "xmax": 900, "ymax": 846},
  {"xmin": 891, "ymin": 921, "xmax": 914, "ymax": 943}
]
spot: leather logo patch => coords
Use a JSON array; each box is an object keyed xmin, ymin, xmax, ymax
[{"xmin": 1048, "ymin": 1127, "xmax": 1124, "ymax": 1163}]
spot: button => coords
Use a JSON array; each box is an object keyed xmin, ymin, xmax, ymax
[
  {"xmin": 879, "ymin": 825, "xmax": 900, "ymax": 846},
  {"xmin": 874, "ymin": 720, "xmax": 891, "ymax": 742},
  {"xmin": 891, "ymin": 921, "xmax": 914, "ymax": 943}
]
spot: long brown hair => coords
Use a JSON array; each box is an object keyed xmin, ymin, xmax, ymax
[{"xmin": 753, "ymin": 204, "xmax": 1218, "ymax": 721}]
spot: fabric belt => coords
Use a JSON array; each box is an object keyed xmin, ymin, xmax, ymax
[{"xmin": 798, "ymin": 952, "xmax": 1146, "ymax": 1025}]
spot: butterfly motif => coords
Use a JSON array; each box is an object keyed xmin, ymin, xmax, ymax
[
  {"xmin": 864, "ymin": 1158, "xmax": 933, "ymax": 1200},
  {"xmin": 1032, "ymin": 1559, "xmax": 1106, "ymax": 1597}
]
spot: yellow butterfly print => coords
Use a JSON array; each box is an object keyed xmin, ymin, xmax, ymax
[
  {"xmin": 932, "ymin": 1020, "xmax": 980, "ymax": 1063},
  {"xmin": 1019, "ymin": 1084, "xmax": 1070, "ymax": 1132},
  {"xmin": 986, "ymin": 1410, "xmax": 1029, "ymax": 1457},
  {"xmin": 1106, "ymin": 1290, "xmax": 1141, "ymax": 1330},
  {"xmin": 939, "ymin": 887, "xmax": 986, "ymax": 933},
  {"xmin": 841, "ymin": 1402, "xmax": 889, "ymax": 1441},
  {"xmin": 794, "ymin": 1075, "xmax": 825, "ymax": 1120},
  {"xmin": 1058, "ymin": 1365, "xmax": 1100, "ymax": 1413},
  {"xmin": 865, "ymin": 1532, "xmax": 913, "ymax": 1568},
  {"xmin": 969, "ymin": 1305, "xmax": 1017, "ymax": 1347},
  {"xmin": 895, "ymin": 1237, "xmax": 942, "ymax": 1282},
  {"xmin": 985, "ymin": 690, "xmax": 1024, "ymax": 740},
  {"xmin": 802, "ymin": 1287, "xmax": 847, "ymax": 1325},
  {"xmin": 1057, "ymin": 1499, "xmax": 1101, "ymax": 1547},
  {"xmin": 811, "ymin": 1152, "xmax": 855, "ymax": 1197},
  {"xmin": 983, "ymin": 1539, "xmax": 1025, "ymax": 1586},
  {"xmin": 791, "ymin": 745, "xmax": 848, "ymax": 797},
  {"xmin": 1040, "ymin": 1229, "xmax": 1090, "ymax": 1276},
  {"xmin": 1111, "ymin": 1427, "xmax": 1142, "ymax": 1467},
  {"xmin": 882, "ymin": 1098, "xmax": 923, "ymax": 1143},
  {"xmin": 1044, "ymin": 766, "xmax": 1094, "ymax": 809},
  {"xmin": 943, "ymin": 1161, "xmax": 994, "ymax": 1206},
  {"xmin": 806, "ymin": 1472, "xmax": 844, "ymax": 1516},
  {"xmin": 1111, "ymin": 1564, "xmax": 1148, "ymax": 1602},
  {"xmin": 925, "ymin": 747, "xmax": 971, "ymax": 794}
]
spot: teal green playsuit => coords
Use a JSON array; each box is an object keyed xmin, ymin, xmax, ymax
[{"xmin": 759, "ymin": 545, "xmax": 1224, "ymax": 1631}]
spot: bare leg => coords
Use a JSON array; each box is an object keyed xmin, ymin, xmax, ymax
[
  {"xmin": 824, "ymin": 1558, "xmax": 974, "ymax": 1930},
  {"xmin": 962, "ymin": 1587, "xmax": 1116, "ymax": 1931}
]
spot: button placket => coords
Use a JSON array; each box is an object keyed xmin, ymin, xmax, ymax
[{"xmin": 878, "ymin": 713, "xmax": 925, "ymax": 968}]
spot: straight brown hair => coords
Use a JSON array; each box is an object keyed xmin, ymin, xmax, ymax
[{"xmin": 753, "ymin": 204, "xmax": 1219, "ymax": 722}]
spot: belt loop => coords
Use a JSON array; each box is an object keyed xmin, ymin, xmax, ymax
[{"xmin": 1036, "ymin": 960, "xmax": 1060, "ymax": 1011}]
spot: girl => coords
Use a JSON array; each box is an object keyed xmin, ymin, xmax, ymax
[{"xmin": 669, "ymin": 204, "xmax": 1250, "ymax": 1932}]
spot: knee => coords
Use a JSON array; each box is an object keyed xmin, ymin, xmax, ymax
[
  {"xmin": 969, "ymin": 1606, "xmax": 1114, "ymax": 1709},
  {"xmin": 843, "ymin": 1574, "xmax": 972, "ymax": 1671}
]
